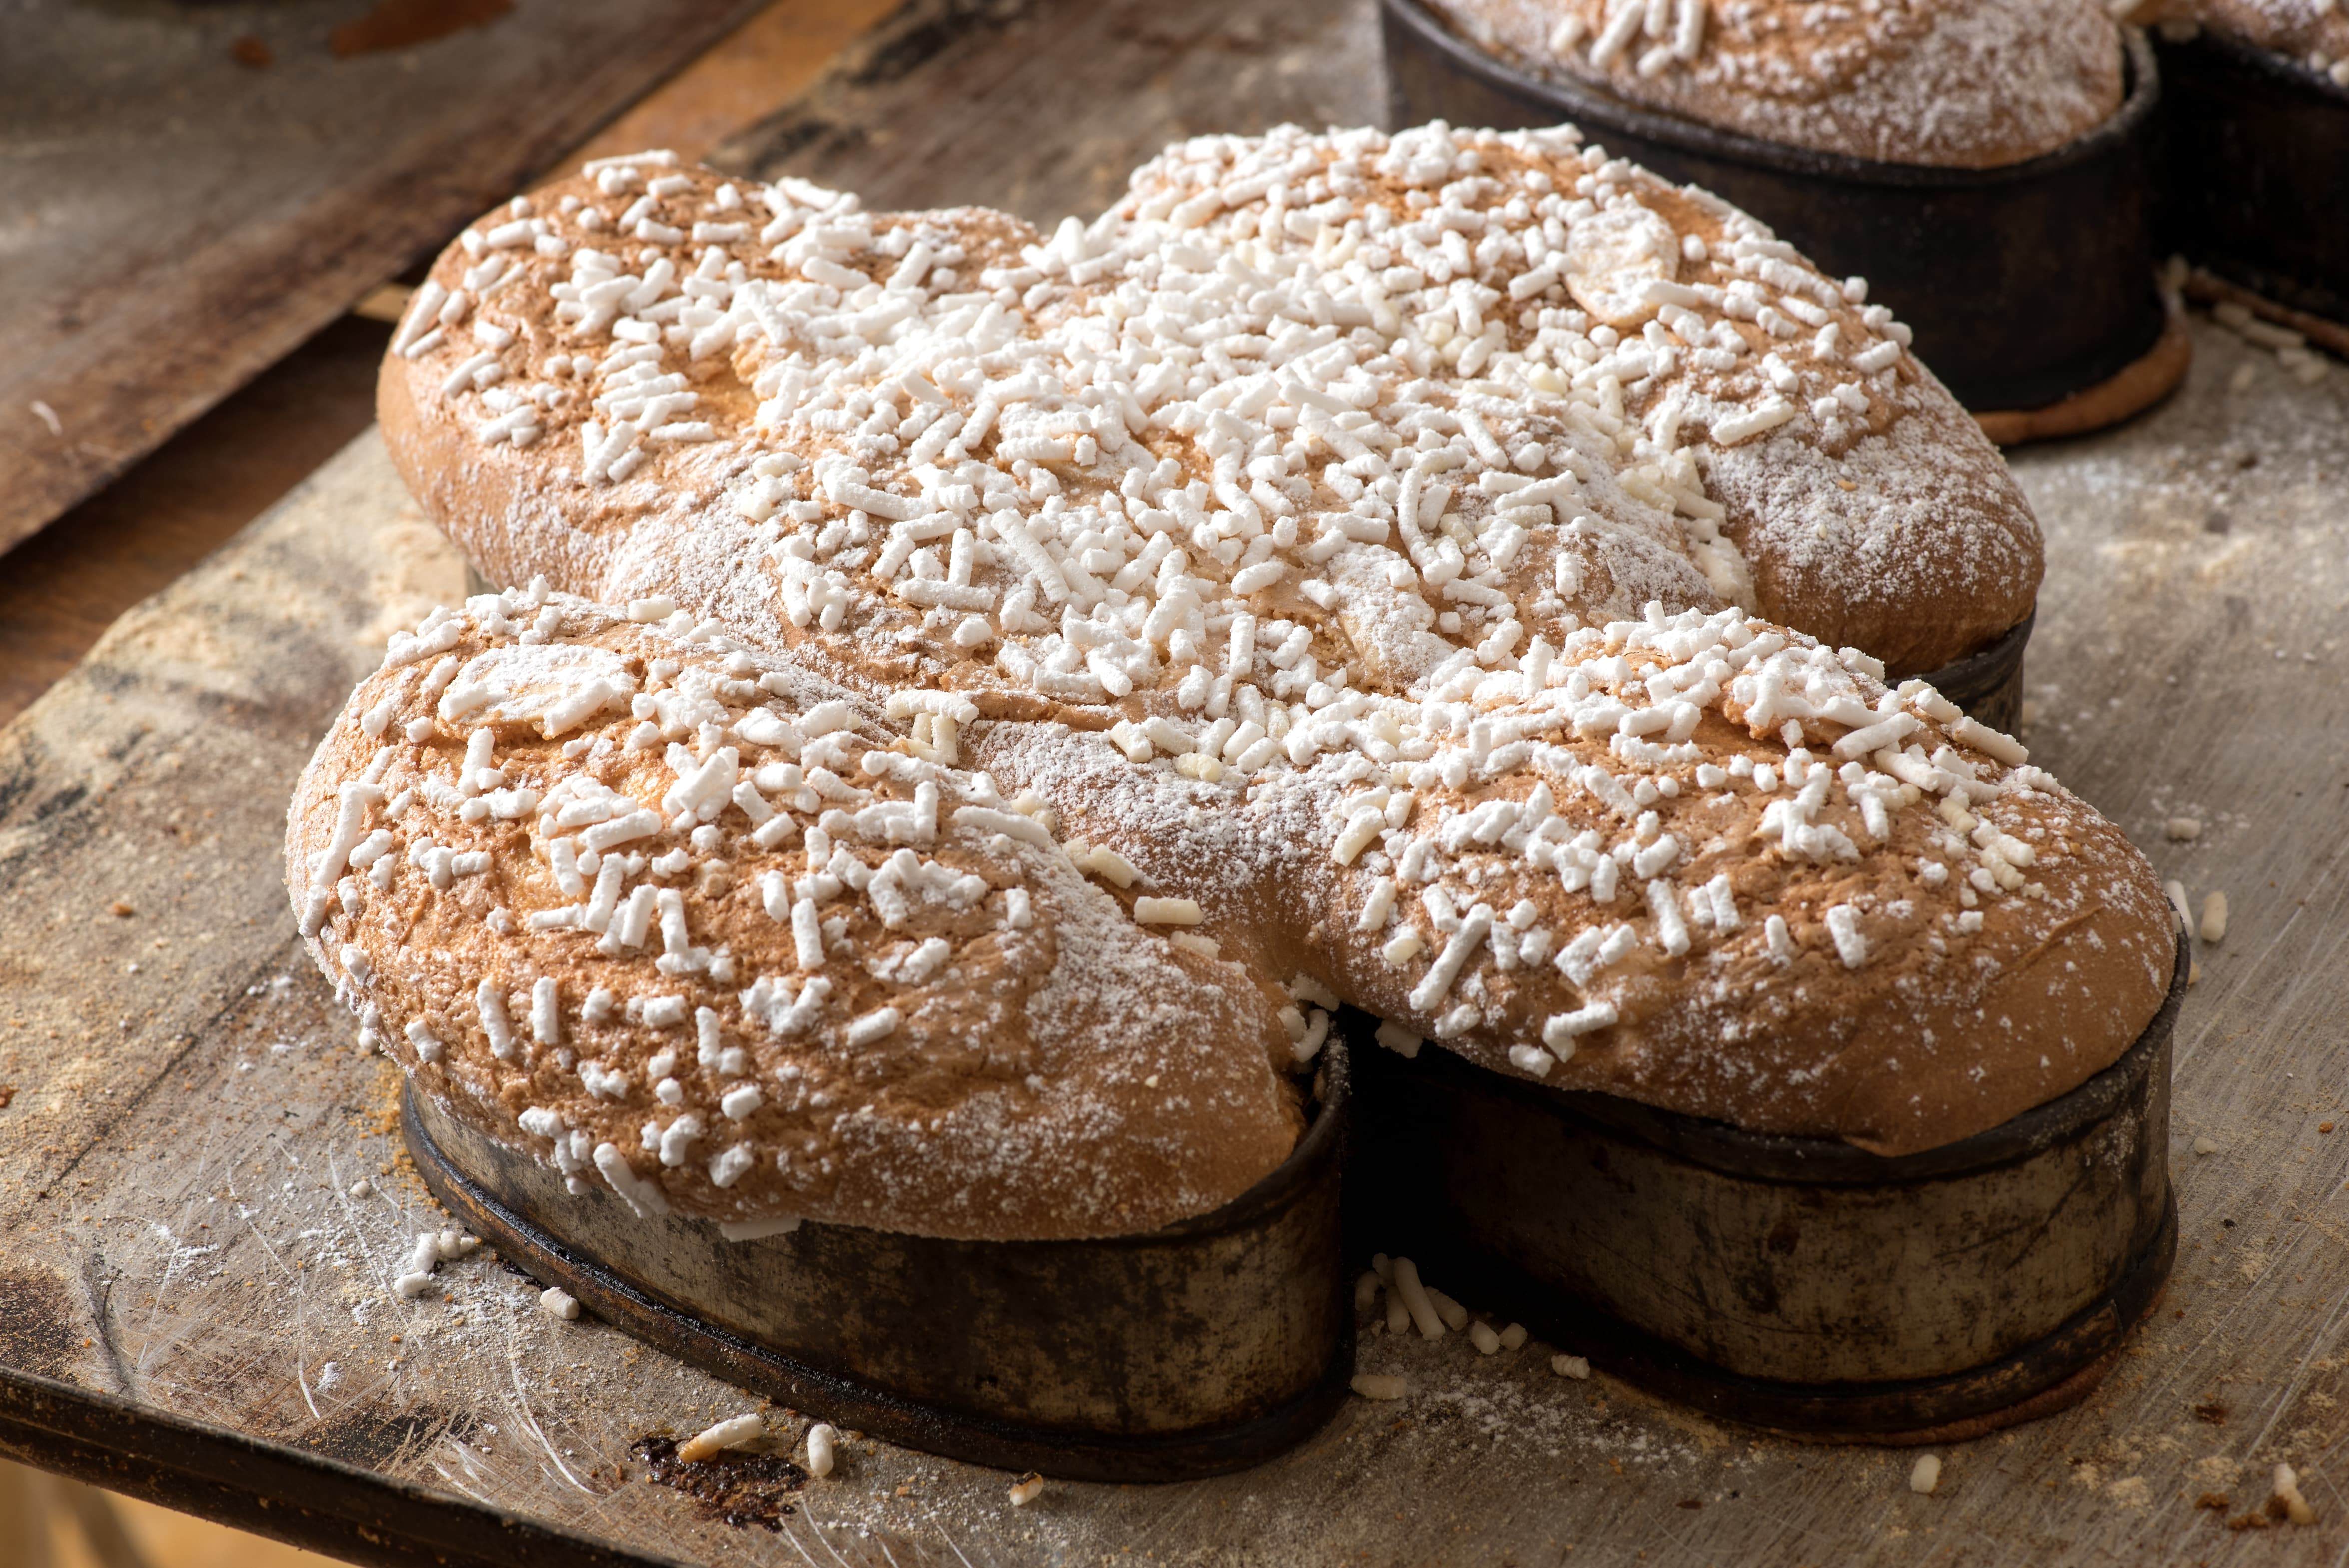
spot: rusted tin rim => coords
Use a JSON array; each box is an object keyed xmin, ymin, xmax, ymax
[
  {"xmin": 2155, "ymin": 29, "xmax": 2349, "ymax": 329},
  {"xmin": 1385, "ymin": 927, "xmax": 2185, "ymax": 1185},
  {"xmin": 1457, "ymin": 1187, "xmax": 2175, "ymax": 1440},
  {"xmin": 1382, "ymin": 0, "xmax": 2170, "ymax": 416},
  {"xmin": 404, "ymin": 1046, "xmax": 1353, "ymax": 1483},
  {"xmin": 1346, "ymin": 934, "xmax": 2185, "ymax": 1433}
]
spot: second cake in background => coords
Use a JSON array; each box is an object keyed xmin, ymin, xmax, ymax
[
  {"xmin": 1416, "ymin": 0, "xmax": 2126, "ymax": 169},
  {"xmin": 1387, "ymin": 1, "xmax": 2183, "ymax": 435}
]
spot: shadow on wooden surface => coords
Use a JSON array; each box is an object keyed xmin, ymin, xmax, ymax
[{"xmin": 1, "ymin": 1456, "xmax": 339, "ymax": 1568}]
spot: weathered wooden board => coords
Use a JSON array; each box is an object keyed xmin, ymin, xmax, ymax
[
  {"xmin": 710, "ymin": 0, "xmax": 1385, "ymax": 223},
  {"xmin": 5, "ymin": 317, "xmax": 2345, "ymax": 1568},
  {"xmin": 0, "ymin": 315, "xmax": 393, "ymax": 734},
  {"xmin": 3, "ymin": 0, "xmax": 2349, "ymax": 1559},
  {"xmin": 0, "ymin": 0, "xmax": 768, "ymax": 560}
]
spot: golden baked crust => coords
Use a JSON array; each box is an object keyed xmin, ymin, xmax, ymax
[
  {"xmin": 293, "ymin": 590, "xmax": 2173, "ymax": 1194},
  {"xmin": 966, "ymin": 604, "xmax": 2174, "ymax": 1156},
  {"xmin": 379, "ymin": 131, "xmax": 2039, "ymax": 688},
  {"xmin": 286, "ymin": 596, "xmax": 1305, "ymax": 1241},
  {"xmin": 1420, "ymin": 0, "xmax": 2128, "ymax": 169},
  {"xmin": 343, "ymin": 136, "xmax": 2171, "ymax": 1201}
]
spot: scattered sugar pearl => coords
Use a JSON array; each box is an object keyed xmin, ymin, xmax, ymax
[
  {"xmin": 1910, "ymin": 1454, "xmax": 1942, "ymax": 1495},
  {"xmin": 678, "ymin": 1413, "xmax": 763, "ymax": 1464},
  {"xmin": 2272, "ymin": 1463, "xmax": 2317, "ymax": 1526},
  {"xmin": 2199, "ymin": 891, "xmax": 2229, "ymax": 944},
  {"xmin": 454, "ymin": 129, "xmax": 1934, "ymax": 850}
]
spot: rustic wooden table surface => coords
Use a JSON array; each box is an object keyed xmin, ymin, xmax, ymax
[
  {"xmin": 0, "ymin": 0, "xmax": 775, "ymax": 560},
  {"xmin": 0, "ymin": 0, "xmax": 895, "ymax": 737},
  {"xmin": 3, "ymin": 1, "xmax": 2348, "ymax": 1563}
]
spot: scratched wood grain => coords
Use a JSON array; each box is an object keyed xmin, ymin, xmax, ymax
[
  {"xmin": 0, "ymin": 0, "xmax": 769, "ymax": 562},
  {"xmin": 708, "ymin": 0, "xmax": 1386, "ymax": 223},
  {"xmin": 2, "ymin": 0, "xmax": 2348, "ymax": 1560}
]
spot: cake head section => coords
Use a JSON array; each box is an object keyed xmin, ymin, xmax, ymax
[{"xmin": 380, "ymin": 125, "xmax": 2040, "ymax": 706}]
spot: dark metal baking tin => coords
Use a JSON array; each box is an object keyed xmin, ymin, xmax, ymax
[
  {"xmin": 1918, "ymin": 610, "xmax": 2032, "ymax": 735},
  {"xmin": 2156, "ymin": 29, "xmax": 2349, "ymax": 328},
  {"xmin": 405, "ymin": 1046, "xmax": 1353, "ymax": 1482},
  {"xmin": 1382, "ymin": 0, "xmax": 2167, "ymax": 417},
  {"xmin": 1346, "ymin": 934, "xmax": 2185, "ymax": 1439}
]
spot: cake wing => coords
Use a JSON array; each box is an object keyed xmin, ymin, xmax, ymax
[{"xmin": 287, "ymin": 592, "xmax": 1304, "ymax": 1241}]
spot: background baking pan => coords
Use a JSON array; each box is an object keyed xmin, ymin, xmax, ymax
[
  {"xmin": 1383, "ymin": 0, "xmax": 2183, "ymax": 435},
  {"xmin": 2155, "ymin": 29, "xmax": 2349, "ymax": 330},
  {"xmin": 1346, "ymin": 933, "xmax": 2185, "ymax": 1440},
  {"xmin": 405, "ymin": 1047, "xmax": 1353, "ymax": 1482}
]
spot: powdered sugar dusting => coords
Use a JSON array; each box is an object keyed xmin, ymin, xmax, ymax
[
  {"xmin": 289, "ymin": 590, "xmax": 1304, "ymax": 1241},
  {"xmin": 356, "ymin": 133, "xmax": 2163, "ymax": 1172}
]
